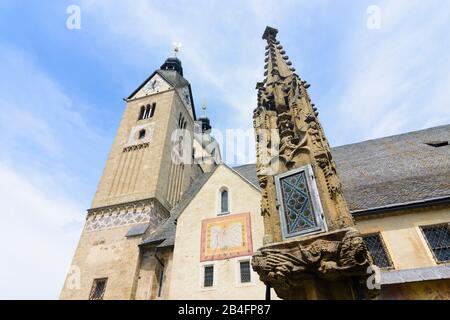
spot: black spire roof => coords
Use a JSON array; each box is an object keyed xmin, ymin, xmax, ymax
[{"xmin": 160, "ymin": 57, "xmax": 183, "ymax": 76}]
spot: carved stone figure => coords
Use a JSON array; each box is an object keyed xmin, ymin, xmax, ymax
[
  {"xmin": 252, "ymin": 228, "xmax": 371, "ymax": 280},
  {"xmin": 252, "ymin": 228, "xmax": 378, "ymax": 299}
]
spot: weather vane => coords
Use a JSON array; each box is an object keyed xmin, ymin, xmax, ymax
[{"xmin": 173, "ymin": 42, "xmax": 182, "ymax": 57}]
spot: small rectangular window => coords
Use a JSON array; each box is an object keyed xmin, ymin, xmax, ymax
[
  {"xmin": 362, "ymin": 233, "xmax": 393, "ymax": 269},
  {"xmin": 203, "ymin": 265, "xmax": 214, "ymax": 287},
  {"xmin": 240, "ymin": 261, "xmax": 251, "ymax": 283},
  {"xmin": 89, "ymin": 278, "xmax": 107, "ymax": 300},
  {"xmin": 420, "ymin": 223, "xmax": 450, "ymax": 263}
]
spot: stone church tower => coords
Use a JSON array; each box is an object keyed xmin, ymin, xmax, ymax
[{"xmin": 60, "ymin": 55, "xmax": 216, "ymax": 300}]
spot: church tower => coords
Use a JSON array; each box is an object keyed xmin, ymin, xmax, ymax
[{"xmin": 60, "ymin": 53, "xmax": 210, "ymax": 300}]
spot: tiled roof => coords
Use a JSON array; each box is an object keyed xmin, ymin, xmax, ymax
[
  {"xmin": 333, "ymin": 124, "xmax": 450, "ymax": 211},
  {"xmin": 157, "ymin": 70, "xmax": 190, "ymax": 89},
  {"xmin": 140, "ymin": 170, "xmax": 215, "ymax": 247}
]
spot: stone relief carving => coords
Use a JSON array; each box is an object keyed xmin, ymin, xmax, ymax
[
  {"xmin": 85, "ymin": 199, "xmax": 169, "ymax": 232},
  {"xmin": 252, "ymin": 228, "xmax": 376, "ymax": 299},
  {"xmin": 123, "ymin": 142, "xmax": 149, "ymax": 153}
]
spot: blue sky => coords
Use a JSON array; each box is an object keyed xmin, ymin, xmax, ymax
[{"xmin": 0, "ymin": 0, "xmax": 449, "ymax": 299}]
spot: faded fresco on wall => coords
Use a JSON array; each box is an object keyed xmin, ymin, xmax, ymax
[{"xmin": 200, "ymin": 212, "xmax": 253, "ymax": 261}]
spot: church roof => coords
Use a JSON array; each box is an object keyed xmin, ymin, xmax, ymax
[
  {"xmin": 141, "ymin": 124, "xmax": 450, "ymax": 248},
  {"xmin": 140, "ymin": 169, "xmax": 215, "ymax": 248},
  {"xmin": 157, "ymin": 69, "xmax": 190, "ymax": 89}
]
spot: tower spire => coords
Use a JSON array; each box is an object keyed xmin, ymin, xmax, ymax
[{"xmin": 262, "ymin": 26, "xmax": 295, "ymax": 84}]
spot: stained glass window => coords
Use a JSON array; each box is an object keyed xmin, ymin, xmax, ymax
[
  {"xmin": 280, "ymin": 171, "xmax": 316, "ymax": 234},
  {"xmin": 275, "ymin": 165, "xmax": 325, "ymax": 238}
]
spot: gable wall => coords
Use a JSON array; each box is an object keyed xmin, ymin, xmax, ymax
[{"xmin": 168, "ymin": 165, "xmax": 274, "ymax": 299}]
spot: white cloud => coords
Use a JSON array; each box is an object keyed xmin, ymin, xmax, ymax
[
  {"xmin": 78, "ymin": 0, "xmax": 450, "ymax": 152},
  {"xmin": 0, "ymin": 45, "xmax": 103, "ymax": 299},
  {"xmin": 330, "ymin": 0, "xmax": 450, "ymax": 145},
  {"xmin": 0, "ymin": 162, "xmax": 83, "ymax": 299},
  {"xmin": 78, "ymin": 0, "xmax": 317, "ymax": 164}
]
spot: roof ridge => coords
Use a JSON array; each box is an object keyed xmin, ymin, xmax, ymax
[{"xmin": 333, "ymin": 124, "xmax": 450, "ymax": 149}]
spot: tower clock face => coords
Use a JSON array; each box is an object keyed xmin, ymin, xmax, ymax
[
  {"xmin": 143, "ymin": 78, "xmax": 162, "ymax": 94},
  {"xmin": 180, "ymin": 86, "xmax": 191, "ymax": 107}
]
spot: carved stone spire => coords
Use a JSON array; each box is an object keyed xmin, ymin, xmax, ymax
[
  {"xmin": 251, "ymin": 26, "xmax": 377, "ymax": 300},
  {"xmin": 262, "ymin": 26, "xmax": 295, "ymax": 84}
]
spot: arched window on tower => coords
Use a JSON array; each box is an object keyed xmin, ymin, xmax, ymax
[
  {"xmin": 138, "ymin": 129, "xmax": 146, "ymax": 139},
  {"xmin": 178, "ymin": 114, "xmax": 183, "ymax": 128},
  {"xmin": 220, "ymin": 188, "xmax": 229, "ymax": 214},
  {"xmin": 144, "ymin": 104, "xmax": 151, "ymax": 119},
  {"xmin": 150, "ymin": 103, "xmax": 156, "ymax": 118},
  {"xmin": 138, "ymin": 106, "xmax": 145, "ymax": 120}
]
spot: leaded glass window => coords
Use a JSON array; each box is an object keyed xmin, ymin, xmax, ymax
[
  {"xmin": 240, "ymin": 261, "xmax": 251, "ymax": 283},
  {"xmin": 420, "ymin": 224, "xmax": 450, "ymax": 263},
  {"xmin": 362, "ymin": 233, "xmax": 393, "ymax": 269},
  {"xmin": 275, "ymin": 165, "xmax": 326, "ymax": 238},
  {"xmin": 204, "ymin": 265, "xmax": 214, "ymax": 287},
  {"xmin": 89, "ymin": 278, "xmax": 107, "ymax": 300}
]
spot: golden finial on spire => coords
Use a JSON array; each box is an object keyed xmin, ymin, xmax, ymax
[{"xmin": 173, "ymin": 42, "xmax": 182, "ymax": 57}]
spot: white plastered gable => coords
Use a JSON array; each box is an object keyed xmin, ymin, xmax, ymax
[{"xmin": 131, "ymin": 73, "xmax": 172, "ymax": 99}]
